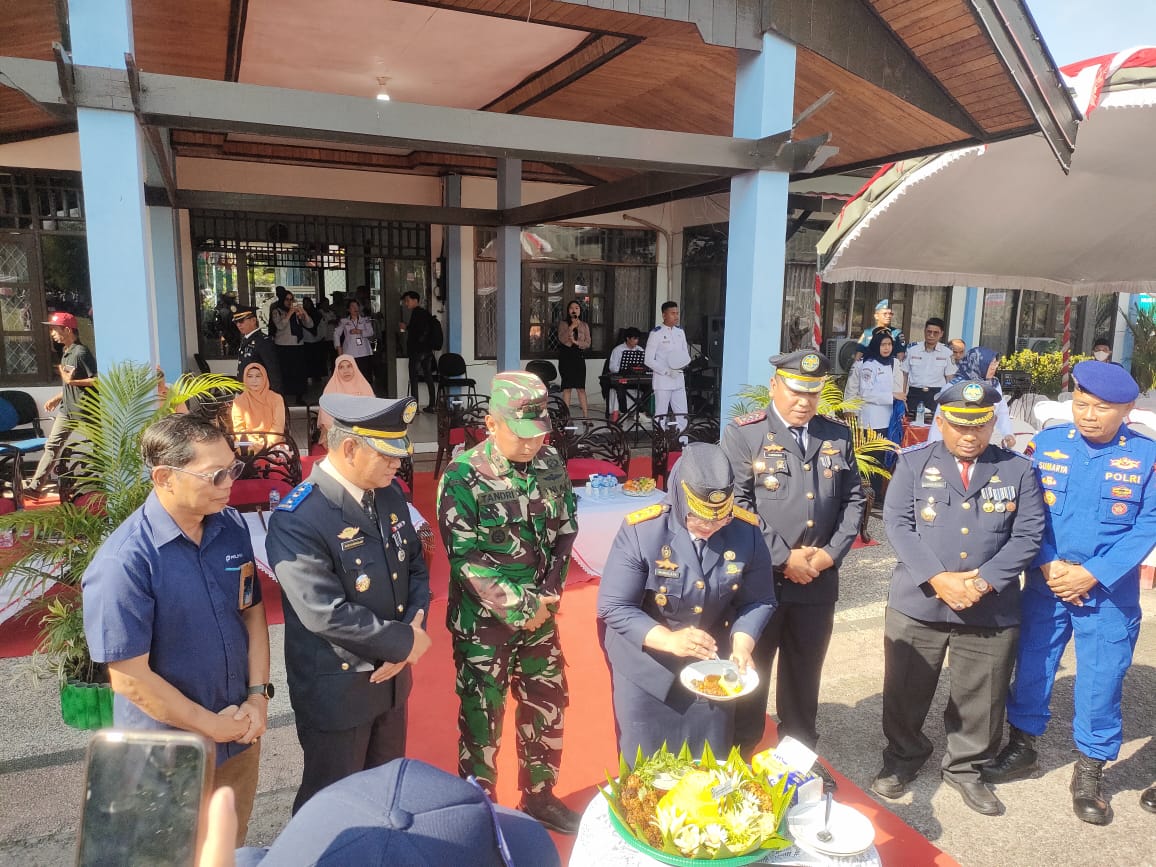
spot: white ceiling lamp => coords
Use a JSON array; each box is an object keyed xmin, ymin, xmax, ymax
[{"xmin": 375, "ymin": 76, "xmax": 392, "ymax": 102}]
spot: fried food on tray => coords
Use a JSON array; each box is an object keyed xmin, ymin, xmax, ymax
[{"xmin": 691, "ymin": 674, "xmax": 728, "ymax": 696}]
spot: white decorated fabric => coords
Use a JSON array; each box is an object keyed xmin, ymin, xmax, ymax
[
  {"xmin": 570, "ymin": 487, "xmax": 664, "ymax": 577},
  {"xmin": 568, "ymin": 792, "xmax": 882, "ymax": 867}
]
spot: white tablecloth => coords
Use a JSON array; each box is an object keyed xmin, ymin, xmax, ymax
[
  {"xmin": 569, "ymin": 793, "xmax": 882, "ymax": 867},
  {"xmin": 571, "ymin": 488, "xmax": 664, "ymax": 578}
]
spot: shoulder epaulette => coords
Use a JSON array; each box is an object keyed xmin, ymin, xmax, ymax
[
  {"xmin": 733, "ymin": 410, "xmax": 766, "ymax": 427},
  {"xmin": 651, "ymin": 325, "xmax": 662, "ymax": 332},
  {"xmin": 817, "ymin": 412, "xmax": 850, "ymax": 428},
  {"xmin": 276, "ymin": 481, "xmax": 313, "ymax": 511},
  {"xmin": 900, "ymin": 441, "xmax": 934, "ymax": 455},
  {"xmin": 626, "ymin": 503, "xmax": 665, "ymax": 525},
  {"xmin": 732, "ymin": 504, "xmax": 759, "ymax": 525}
]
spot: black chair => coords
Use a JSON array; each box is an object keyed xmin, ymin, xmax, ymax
[
  {"xmin": 193, "ymin": 353, "xmax": 212, "ymax": 374},
  {"xmin": 434, "ymin": 393, "xmax": 489, "ymax": 477},
  {"xmin": 651, "ymin": 413, "xmax": 721, "ymax": 491},
  {"xmin": 227, "ymin": 431, "xmax": 303, "ymax": 512},
  {"xmin": 0, "ymin": 443, "xmax": 23, "ymax": 511},
  {"xmin": 553, "ymin": 416, "xmax": 631, "ymax": 483},
  {"xmin": 526, "ymin": 360, "xmax": 561, "ymax": 393},
  {"xmin": 436, "ymin": 353, "xmax": 478, "ymax": 403},
  {"xmin": 0, "ymin": 390, "xmax": 45, "ymax": 440}
]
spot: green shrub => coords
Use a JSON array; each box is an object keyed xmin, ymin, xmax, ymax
[{"xmin": 1000, "ymin": 349, "xmax": 1088, "ymax": 398}]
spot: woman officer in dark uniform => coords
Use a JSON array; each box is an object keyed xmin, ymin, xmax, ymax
[{"xmin": 597, "ymin": 444, "xmax": 777, "ymax": 759}]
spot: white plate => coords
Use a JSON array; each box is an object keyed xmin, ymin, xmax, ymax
[
  {"xmin": 679, "ymin": 659, "xmax": 758, "ymax": 702},
  {"xmin": 787, "ymin": 800, "xmax": 875, "ymax": 857}
]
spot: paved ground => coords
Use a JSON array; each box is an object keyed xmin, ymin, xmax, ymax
[{"xmin": 1, "ymin": 512, "xmax": 1153, "ymax": 866}]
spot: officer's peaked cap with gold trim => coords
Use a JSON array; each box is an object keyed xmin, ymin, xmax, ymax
[
  {"xmin": 937, "ymin": 380, "xmax": 999, "ymax": 426},
  {"xmin": 676, "ymin": 442, "xmax": 735, "ymax": 521},
  {"xmin": 770, "ymin": 349, "xmax": 830, "ymax": 393},
  {"xmin": 322, "ymin": 394, "xmax": 417, "ymax": 456}
]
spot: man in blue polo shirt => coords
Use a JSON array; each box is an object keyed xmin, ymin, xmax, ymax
[{"xmin": 82, "ymin": 414, "xmax": 271, "ymax": 845}]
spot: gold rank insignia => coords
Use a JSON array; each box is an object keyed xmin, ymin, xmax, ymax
[
  {"xmin": 1043, "ymin": 449, "xmax": 1069, "ymax": 460},
  {"xmin": 661, "ymin": 545, "xmax": 673, "ymax": 558},
  {"xmin": 1111, "ymin": 457, "xmax": 1141, "ymax": 470},
  {"xmin": 627, "ymin": 504, "xmax": 664, "ymax": 524},
  {"xmin": 724, "ymin": 550, "xmax": 736, "ymax": 561},
  {"xmin": 990, "ymin": 475, "xmax": 1001, "ymax": 483},
  {"xmin": 655, "ymin": 554, "xmax": 678, "ymax": 571},
  {"xmin": 732, "ymin": 505, "xmax": 759, "ymax": 525},
  {"xmin": 355, "ymin": 574, "xmax": 371, "ymax": 592},
  {"xmin": 338, "ymin": 526, "xmax": 360, "ymax": 540}
]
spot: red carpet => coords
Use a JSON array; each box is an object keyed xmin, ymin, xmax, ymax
[{"xmin": 0, "ymin": 469, "xmax": 952, "ymax": 864}]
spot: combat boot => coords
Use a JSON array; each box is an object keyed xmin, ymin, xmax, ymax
[
  {"xmin": 1070, "ymin": 753, "xmax": 1111, "ymax": 825},
  {"xmin": 980, "ymin": 725, "xmax": 1038, "ymax": 784},
  {"xmin": 519, "ymin": 789, "xmax": 582, "ymax": 835}
]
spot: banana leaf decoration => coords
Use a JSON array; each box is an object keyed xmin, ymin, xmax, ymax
[{"xmin": 603, "ymin": 742, "xmax": 796, "ymax": 862}]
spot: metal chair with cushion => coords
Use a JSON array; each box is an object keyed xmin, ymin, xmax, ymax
[
  {"xmin": 651, "ymin": 413, "xmax": 721, "ymax": 491},
  {"xmin": 0, "ymin": 443, "xmax": 22, "ymax": 512},
  {"xmin": 434, "ymin": 393, "xmax": 489, "ymax": 477},
  {"xmin": 228, "ymin": 431, "xmax": 303, "ymax": 511},
  {"xmin": 0, "ymin": 392, "xmax": 48, "ymax": 475},
  {"xmin": 526, "ymin": 360, "xmax": 561, "ymax": 393},
  {"xmin": 553, "ymin": 416, "xmax": 631, "ymax": 484}
]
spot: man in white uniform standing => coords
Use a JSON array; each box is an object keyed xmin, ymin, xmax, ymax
[{"xmin": 644, "ymin": 301, "xmax": 690, "ymax": 432}]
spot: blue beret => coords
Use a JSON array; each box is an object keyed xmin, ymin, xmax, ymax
[
  {"xmin": 1072, "ymin": 359, "xmax": 1139, "ymax": 404},
  {"xmin": 875, "ymin": 299, "xmax": 891, "ymax": 311},
  {"xmin": 252, "ymin": 759, "xmax": 558, "ymax": 866}
]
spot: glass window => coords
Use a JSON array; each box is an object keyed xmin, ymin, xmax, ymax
[{"xmin": 979, "ymin": 290, "xmax": 1015, "ymax": 354}]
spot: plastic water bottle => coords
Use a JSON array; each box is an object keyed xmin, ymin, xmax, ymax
[
  {"xmin": 596, "ymin": 475, "xmax": 609, "ymax": 500},
  {"xmin": 268, "ymin": 489, "xmax": 281, "ymax": 510},
  {"xmin": 587, "ymin": 474, "xmax": 597, "ymax": 500},
  {"xmin": 916, "ymin": 403, "xmax": 927, "ymax": 425}
]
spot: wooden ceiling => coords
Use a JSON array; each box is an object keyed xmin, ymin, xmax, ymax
[{"xmin": 0, "ymin": 0, "xmax": 1055, "ymax": 181}]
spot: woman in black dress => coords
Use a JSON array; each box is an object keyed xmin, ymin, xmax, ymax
[{"xmin": 556, "ymin": 300, "xmax": 591, "ymax": 415}]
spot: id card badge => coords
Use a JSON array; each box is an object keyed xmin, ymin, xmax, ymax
[
  {"xmin": 355, "ymin": 337, "xmax": 364, "ymax": 346},
  {"xmin": 238, "ymin": 562, "xmax": 256, "ymax": 609}
]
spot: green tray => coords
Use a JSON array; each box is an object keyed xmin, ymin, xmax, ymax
[{"xmin": 606, "ymin": 806, "xmax": 770, "ymax": 866}]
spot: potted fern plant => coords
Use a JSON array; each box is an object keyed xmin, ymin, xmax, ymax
[{"xmin": 0, "ymin": 362, "xmax": 239, "ymax": 729}]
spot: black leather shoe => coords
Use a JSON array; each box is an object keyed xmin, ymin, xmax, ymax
[
  {"xmin": 1071, "ymin": 753, "xmax": 1112, "ymax": 825},
  {"xmin": 422, "ymin": 405, "xmax": 437, "ymax": 413},
  {"xmin": 1140, "ymin": 784, "xmax": 1156, "ymax": 814},
  {"xmin": 871, "ymin": 768, "xmax": 915, "ymax": 800},
  {"xmin": 518, "ymin": 790, "xmax": 582, "ymax": 835},
  {"xmin": 811, "ymin": 761, "xmax": 838, "ymax": 792},
  {"xmin": 980, "ymin": 725, "xmax": 1039, "ymax": 784},
  {"xmin": 942, "ymin": 774, "xmax": 1003, "ymax": 816}
]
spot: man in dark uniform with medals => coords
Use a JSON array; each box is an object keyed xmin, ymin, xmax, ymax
[
  {"xmin": 234, "ymin": 306, "xmax": 283, "ymax": 393},
  {"xmin": 721, "ymin": 350, "xmax": 865, "ymax": 787},
  {"xmin": 873, "ymin": 381, "xmax": 1044, "ymax": 815},
  {"xmin": 598, "ymin": 444, "xmax": 776, "ymax": 760},
  {"xmin": 267, "ymin": 394, "xmax": 432, "ymax": 813}
]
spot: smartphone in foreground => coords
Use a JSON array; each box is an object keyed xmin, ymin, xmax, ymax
[{"xmin": 76, "ymin": 730, "xmax": 213, "ymax": 867}]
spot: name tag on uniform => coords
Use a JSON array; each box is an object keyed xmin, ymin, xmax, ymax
[
  {"xmin": 341, "ymin": 537, "xmax": 365, "ymax": 550},
  {"xmin": 238, "ymin": 561, "xmax": 256, "ymax": 609}
]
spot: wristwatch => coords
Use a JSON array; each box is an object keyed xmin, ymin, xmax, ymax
[
  {"xmin": 247, "ymin": 683, "xmax": 275, "ymax": 700},
  {"xmin": 973, "ymin": 577, "xmax": 991, "ymax": 594}
]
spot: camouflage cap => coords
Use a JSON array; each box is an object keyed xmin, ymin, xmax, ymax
[
  {"xmin": 322, "ymin": 394, "xmax": 417, "ymax": 456},
  {"xmin": 489, "ymin": 371, "xmax": 550, "ymax": 437}
]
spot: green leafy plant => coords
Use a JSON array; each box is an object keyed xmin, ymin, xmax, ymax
[
  {"xmin": 1124, "ymin": 307, "xmax": 1156, "ymax": 394},
  {"xmin": 729, "ymin": 378, "xmax": 896, "ymax": 482},
  {"xmin": 1000, "ymin": 349, "xmax": 1089, "ymax": 398},
  {"xmin": 0, "ymin": 363, "xmax": 240, "ymax": 685}
]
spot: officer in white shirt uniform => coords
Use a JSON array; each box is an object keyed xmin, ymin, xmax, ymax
[
  {"xmin": 644, "ymin": 301, "xmax": 690, "ymax": 433},
  {"xmin": 902, "ymin": 317, "xmax": 956, "ymax": 416}
]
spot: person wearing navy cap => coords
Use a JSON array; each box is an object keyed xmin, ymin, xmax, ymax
[
  {"xmin": 721, "ymin": 350, "xmax": 865, "ymax": 788},
  {"xmin": 873, "ymin": 380, "xmax": 1044, "ymax": 816},
  {"xmin": 266, "ymin": 394, "xmax": 433, "ymax": 813},
  {"xmin": 233, "ymin": 758, "xmax": 559, "ymax": 867},
  {"xmin": 854, "ymin": 298, "xmax": 906, "ymax": 361},
  {"xmin": 983, "ymin": 361, "xmax": 1156, "ymax": 824},
  {"xmin": 234, "ymin": 307, "xmax": 283, "ymax": 394}
]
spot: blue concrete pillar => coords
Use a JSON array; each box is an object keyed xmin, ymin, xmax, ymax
[
  {"xmin": 495, "ymin": 159, "xmax": 522, "ymax": 374},
  {"xmin": 961, "ymin": 286, "xmax": 981, "ymax": 347},
  {"xmin": 148, "ymin": 206, "xmax": 186, "ymax": 378},
  {"xmin": 722, "ymin": 32, "xmax": 796, "ymax": 420},
  {"xmin": 444, "ymin": 174, "xmax": 464, "ymax": 354},
  {"xmin": 70, "ymin": 0, "xmax": 168, "ymax": 369}
]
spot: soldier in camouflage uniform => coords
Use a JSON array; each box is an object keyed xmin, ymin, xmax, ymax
[{"xmin": 436, "ymin": 371, "xmax": 582, "ymax": 834}]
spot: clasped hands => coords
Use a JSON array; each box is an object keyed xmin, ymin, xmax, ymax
[
  {"xmin": 929, "ymin": 569, "xmax": 988, "ymax": 611},
  {"xmin": 214, "ymin": 700, "xmax": 266, "ymax": 745},
  {"xmin": 783, "ymin": 547, "xmax": 835, "ymax": 584},
  {"xmin": 370, "ymin": 608, "xmax": 433, "ymax": 684},
  {"xmin": 1039, "ymin": 560, "xmax": 1097, "ymax": 606}
]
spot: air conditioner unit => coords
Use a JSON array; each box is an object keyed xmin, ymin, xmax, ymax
[{"xmin": 826, "ymin": 338, "xmax": 861, "ymax": 374}]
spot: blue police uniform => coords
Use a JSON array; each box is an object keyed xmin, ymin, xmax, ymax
[
  {"xmin": 83, "ymin": 492, "xmax": 261, "ymax": 766},
  {"xmin": 597, "ymin": 492, "xmax": 776, "ymax": 760},
  {"xmin": 1006, "ymin": 420, "xmax": 1156, "ymax": 760}
]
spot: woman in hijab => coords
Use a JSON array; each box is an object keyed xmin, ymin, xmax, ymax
[
  {"xmin": 231, "ymin": 363, "xmax": 287, "ymax": 449},
  {"xmin": 928, "ymin": 346, "xmax": 1017, "ymax": 448},
  {"xmin": 316, "ymin": 354, "xmax": 375, "ymax": 443},
  {"xmin": 597, "ymin": 443, "xmax": 776, "ymax": 760},
  {"xmin": 845, "ymin": 331, "xmax": 906, "ymax": 437}
]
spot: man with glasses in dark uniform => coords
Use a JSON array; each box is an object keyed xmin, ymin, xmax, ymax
[{"xmin": 267, "ymin": 394, "xmax": 433, "ymax": 813}]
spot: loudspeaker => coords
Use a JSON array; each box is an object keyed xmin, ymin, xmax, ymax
[{"xmin": 705, "ymin": 315, "xmax": 724, "ymax": 362}]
